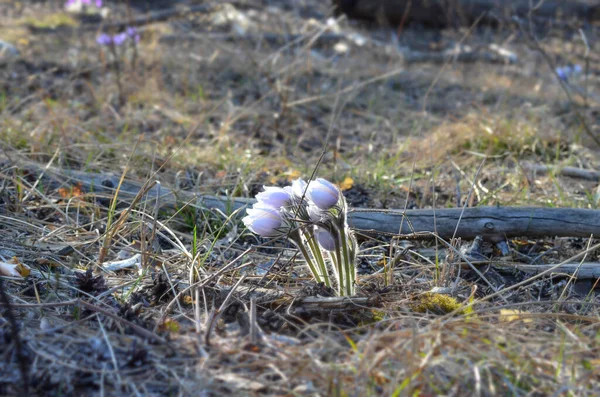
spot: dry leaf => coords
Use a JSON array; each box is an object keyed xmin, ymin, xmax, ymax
[
  {"xmin": 499, "ymin": 309, "xmax": 533, "ymax": 323},
  {"xmin": 58, "ymin": 182, "xmax": 84, "ymax": 199},
  {"xmin": 269, "ymin": 169, "xmax": 302, "ymax": 184},
  {"xmin": 16, "ymin": 261, "xmax": 30, "ymax": 277},
  {"xmin": 338, "ymin": 176, "xmax": 354, "ymax": 191}
]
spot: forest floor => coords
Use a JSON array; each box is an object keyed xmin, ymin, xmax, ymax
[{"xmin": 1, "ymin": 0, "xmax": 600, "ymax": 395}]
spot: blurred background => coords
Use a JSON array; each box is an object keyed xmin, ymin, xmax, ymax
[{"xmin": 1, "ymin": 0, "xmax": 599, "ymax": 209}]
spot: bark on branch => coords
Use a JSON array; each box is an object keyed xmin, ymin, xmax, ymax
[{"xmin": 36, "ymin": 167, "xmax": 600, "ymax": 241}]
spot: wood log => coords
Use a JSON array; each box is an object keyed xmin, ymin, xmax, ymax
[
  {"xmin": 494, "ymin": 262, "xmax": 600, "ymax": 279},
  {"xmin": 521, "ymin": 162, "xmax": 600, "ymax": 182},
  {"xmin": 333, "ymin": 0, "xmax": 600, "ymax": 27},
  {"xmin": 34, "ymin": 166, "xmax": 600, "ymax": 241}
]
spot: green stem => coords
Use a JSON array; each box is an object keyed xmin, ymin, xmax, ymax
[
  {"xmin": 304, "ymin": 230, "xmax": 331, "ymax": 288},
  {"xmin": 338, "ymin": 226, "xmax": 353, "ymax": 296},
  {"xmin": 289, "ymin": 233, "xmax": 322, "ymax": 284},
  {"xmin": 333, "ymin": 236, "xmax": 345, "ymax": 295}
]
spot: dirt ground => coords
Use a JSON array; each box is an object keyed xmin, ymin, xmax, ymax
[{"xmin": 1, "ymin": 0, "xmax": 600, "ymax": 396}]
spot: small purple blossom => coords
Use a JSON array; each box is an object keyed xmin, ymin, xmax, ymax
[
  {"xmin": 65, "ymin": 0, "xmax": 102, "ymax": 8},
  {"xmin": 555, "ymin": 64, "xmax": 582, "ymax": 82},
  {"xmin": 126, "ymin": 27, "xmax": 140, "ymax": 43},
  {"xmin": 96, "ymin": 27, "xmax": 141, "ymax": 47},
  {"xmin": 112, "ymin": 32, "xmax": 128, "ymax": 46},
  {"xmin": 96, "ymin": 33, "xmax": 112, "ymax": 46}
]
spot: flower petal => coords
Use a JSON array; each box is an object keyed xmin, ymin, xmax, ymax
[
  {"xmin": 307, "ymin": 178, "xmax": 339, "ymax": 209},
  {"xmin": 256, "ymin": 186, "xmax": 292, "ymax": 208},
  {"xmin": 291, "ymin": 178, "xmax": 308, "ymax": 199}
]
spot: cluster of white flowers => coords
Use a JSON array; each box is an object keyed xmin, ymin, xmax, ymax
[{"xmin": 243, "ymin": 178, "xmax": 358, "ymax": 296}]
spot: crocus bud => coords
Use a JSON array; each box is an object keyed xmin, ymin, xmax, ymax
[
  {"xmin": 243, "ymin": 203, "xmax": 283, "ymax": 237},
  {"xmin": 291, "ymin": 178, "xmax": 308, "ymax": 199},
  {"xmin": 314, "ymin": 227, "xmax": 336, "ymax": 251},
  {"xmin": 256, "ymin": 186, "xmax": 293, "ymax": 209},
  {"xmin": 306, "ymin": 178, "xmax": 339, "ymax": 209}
]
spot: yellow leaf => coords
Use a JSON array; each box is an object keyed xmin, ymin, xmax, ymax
[
  {"xmin": 338, "ymin": 177, "xmax": 354, "ymax": 191},
  {"xmin": 284, "ymin": 169, "xmax": 302, "ymax": 182},
  {"xmin": 499, "ymin": 309, "xmax": 532, "ymax": 323},
  {"xmin": 159, "ymin": 318, "xmax": 181, "ymax": 333},
  {"xmin": 16, "ymin": 262, "xmax": 30, "ymax": 277}
]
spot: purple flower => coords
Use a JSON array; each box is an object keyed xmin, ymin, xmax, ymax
[
  {"xmin": 306, "ymin": 178, "xmax": 340, "ymax": 210},
  {"xmin": 556, "ymin": 66, "xmax": 570, "ymax": 81},
  {"xmin": 243, "ymin": 203, "xmax": 283, "ymax": 237},
  {"xmin": 126, "ymin": 27, "xmax": 141, "ymax": 43},
  {"xmin": 112, "ymin": 32, "xmax": 128, "ymax": 46},
  {"xmin": 314, "ymin": 227, "xmax": 336, "ymax": 251},
  {"xmin": 96, "ymin": 33, "xmax": 112, "ymax": 46},
  {"xmin": 65, "ymin": 0, "xmax": 102, "ymax": 8},
  {"xmin": 256, "ymin": 186, "xmax": 292, "ymax": 209},
  {"xmin": 555, "ymin": 65, "xmax": 582, "ymax": 82}
]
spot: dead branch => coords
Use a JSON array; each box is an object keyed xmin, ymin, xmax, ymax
[
  {"xmin": 32, "ymin": 166, "xmax": 600, "ymax": 241},
  {"xmin": 494, "ymin": 262, "xmax": 600, "ymax": 279},
  {"xmin": 298, "ymin": 296, "xmax": 376, "ymax": 309},
  {"xmin": 522, "ymin": 162, "xmax": 600, "ymax": 182}
]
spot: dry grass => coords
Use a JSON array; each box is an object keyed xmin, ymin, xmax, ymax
[{"xmin": 1, "ymin": 1, "xmax": 600, "ymax": 395}]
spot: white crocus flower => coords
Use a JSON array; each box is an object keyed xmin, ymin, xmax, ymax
[
  {"xmin": 242, "ymin": 203, "xmax": 284, "ymax": 237},
  {"xmin": 306, "ymin": 178, "xmax": 340, "ymax": 210},
  {"xmin": 255, "ymin": 186, "xmax": 293, "ymax": 209}
]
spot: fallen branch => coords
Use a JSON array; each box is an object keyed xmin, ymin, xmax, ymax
[
  {"xmin": 32, "ymin": 166, "xmax": 600, "ymax": 241},
  {"xmin": 494, "ymin": 262, "xmax": 600, "ymax": 279},
  {"xmin": 403, "ymin": 44, "xmax": 517, "ymax": 64},
  {"xmin": 298, "ymin": 296, "xmax": 376, "ymax": 309},
  {"xmin": 521, "ymin": 162, "xmax": 600, "ymax": 182}
]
